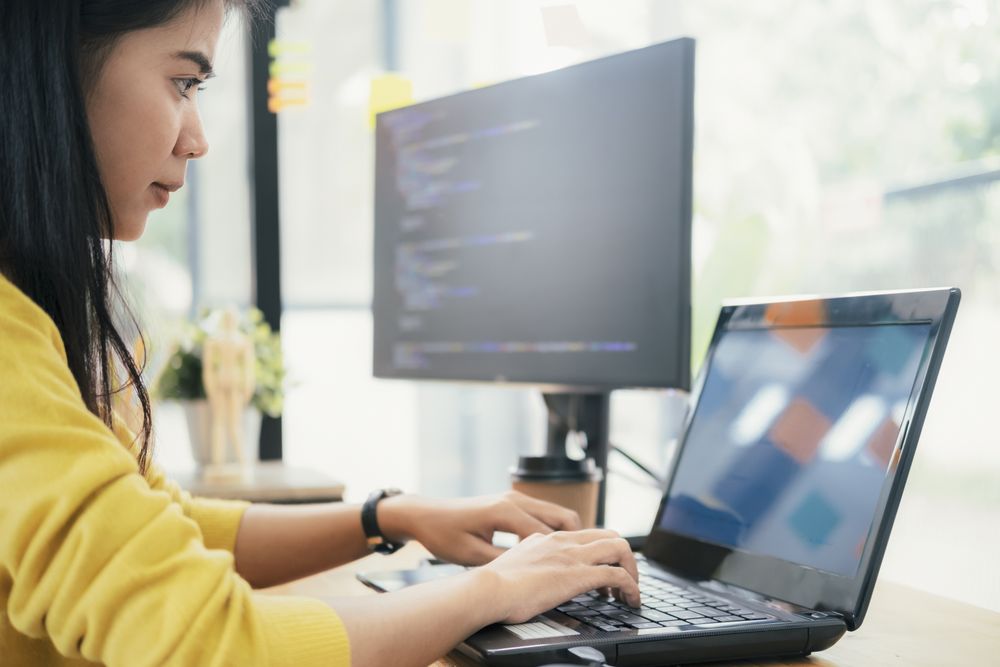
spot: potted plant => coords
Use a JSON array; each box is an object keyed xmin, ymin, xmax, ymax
[{"xmin": 154, "ymin": 307, "xmax": 286, "ymax": 466}]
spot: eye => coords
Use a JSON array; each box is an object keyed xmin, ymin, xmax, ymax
[{"xmin": 173, "ymin": 77, "xmax": 206, "ymax": 98}]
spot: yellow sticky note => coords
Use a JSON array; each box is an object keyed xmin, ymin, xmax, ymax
[
  {"xmin": 267, "ymin": 40, "xmax": 312, "ymax": 58},
  {"xmin": 269, "ymin": 61, "xmax": 314, "ymax": 77},
  {"xmin": 369, "ymin": 73, "xmax": 414, "ymax": 130}
]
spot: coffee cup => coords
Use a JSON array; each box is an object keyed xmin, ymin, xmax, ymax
[{"xmin": 510, "ymin": 456, "xmax": 603, "ymax": 529}]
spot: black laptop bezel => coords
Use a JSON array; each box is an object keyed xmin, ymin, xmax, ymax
[{"xmin": 644, "ymin": 288, "xmax": 960, "ymax": 630}]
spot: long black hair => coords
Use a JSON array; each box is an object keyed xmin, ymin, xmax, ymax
[{"xmin": 0, "ymin": 0, "xmax": 253, "ymax": 473}]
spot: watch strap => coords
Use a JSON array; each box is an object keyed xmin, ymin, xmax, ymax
[{"xmin": 361, "ymin": 488, "xmax": 404, "ymax": 554}]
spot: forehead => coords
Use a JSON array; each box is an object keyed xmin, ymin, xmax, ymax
[{"xmin": 111, "ymin": 0, "xmax": 226, "ymax": 66}]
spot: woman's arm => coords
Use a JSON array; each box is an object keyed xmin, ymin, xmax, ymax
[
  {"xmin": 233, "ymin": 503, "xmax": 370, "ymax": 588},
  {"xmin": 332, "ymin": 529, "xmax": 640, "ymax": 667},
  {"xmin": 232, "ymin": 490, "xmax": 583, "ymax": 588}
]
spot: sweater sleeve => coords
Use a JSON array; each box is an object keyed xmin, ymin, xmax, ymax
[
  {"xmin": 0, "ymin": 290, "xmax": 351, "ymax": 666},
  {"xmin": 110, "ymin": 413, "xmax": 250, "ymax": 553}
]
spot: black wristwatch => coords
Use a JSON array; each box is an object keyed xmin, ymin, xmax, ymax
[{"xmin": 361, "ymin": 488, "xmax": 405, "ymax": 554}]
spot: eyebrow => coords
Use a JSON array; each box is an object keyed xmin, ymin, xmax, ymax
[{"xmin": 173, "ymin": 50, "xmax": 216, "ymax": 78}]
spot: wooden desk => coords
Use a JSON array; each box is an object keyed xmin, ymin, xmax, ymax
[
  {"xmin": 264, "ymin": 544, "xmax": 1000, "ymax": 666},
  {"xmin": 171, "ymin": 461, "xmax": 345, "ymax": 503}
]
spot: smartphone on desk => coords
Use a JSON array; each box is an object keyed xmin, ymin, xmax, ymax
[{"xmin": 356, "ymin": 560, "xmax": 469, "ymax": 593}]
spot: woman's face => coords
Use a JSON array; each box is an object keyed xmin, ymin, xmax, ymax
[{"xmin": 86, "ymin": 1, "xmax": 224, "ymax": 241}]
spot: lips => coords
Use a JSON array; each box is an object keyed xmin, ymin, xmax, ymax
[{"xmin": 150, "ymin": 182, "xmax": 178, "ymax": 207}]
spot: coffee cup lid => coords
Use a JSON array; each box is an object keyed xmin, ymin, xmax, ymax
[{"xmin": 510, "ymin": 455, "xmax": 603, "ymax": 482}]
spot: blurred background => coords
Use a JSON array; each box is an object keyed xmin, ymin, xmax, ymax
[{"xmin": 132, "ymin": 0, "xmax": 1000, "ymax": 612}]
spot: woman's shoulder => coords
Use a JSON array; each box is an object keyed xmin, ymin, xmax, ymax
[{"xmin": 0, "ymin": 271, "xmax": 67, "ymax": 361}]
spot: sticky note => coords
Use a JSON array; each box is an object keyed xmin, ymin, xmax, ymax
[
  {"xmin": 268, "ymin": 96, "xmax": 309, "ymax": 114},
  {"xmin": 267, "ymin": 40, "xmax": 312, "ymax": 58},
  {"xmin": 267, "ymin": 79, "xmax": 308, "ymax": 96},
  {"xmin": 369, "ymin": 73, "xmax": 414, "ymax": 129},
  {"xmin": 268, "ymin": 61, "xmax": 314, "ymax": 77}
]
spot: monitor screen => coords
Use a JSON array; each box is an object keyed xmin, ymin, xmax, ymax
[
  {"xmin": 372, "ymin": 38, "xmax": 694, "ymax": 389},
  {"xmin": 658, "ymin": 323, "xmax": 932, "ymax": 576}
]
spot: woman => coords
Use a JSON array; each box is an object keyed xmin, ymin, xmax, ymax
[{"xmin": 0, "ymin": 1, "xmax": 640, "ymax": 665}]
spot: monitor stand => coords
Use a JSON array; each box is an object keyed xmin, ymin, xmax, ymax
[{"xmin": 542, "ymin": 392, "xmax": 611, "ymax": 527}]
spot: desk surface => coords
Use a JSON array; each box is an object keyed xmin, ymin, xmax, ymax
[
  {"xmin": 171, "ymin": 461, "xmax": 345, "ymax": 503},
  {"xmin": 263, "ymin": 544, "xmax": 1000, "ymax": 666}
]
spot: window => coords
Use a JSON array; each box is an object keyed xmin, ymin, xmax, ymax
[{"xmin": 146, "ymin": 0, "xmax": 999, "ymax": 612}]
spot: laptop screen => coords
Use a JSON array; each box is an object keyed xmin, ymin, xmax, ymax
[{"xmin": 658, "ymin": 323, "xmax": 931, "ymax": 577}]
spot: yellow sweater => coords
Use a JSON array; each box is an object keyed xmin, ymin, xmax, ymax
[{"xmin": 0, "ymin": 274, "xmax": 351, "ymax": 666}]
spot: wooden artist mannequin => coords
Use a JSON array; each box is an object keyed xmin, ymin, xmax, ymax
[{"xmin": 201, "ymin": 308, "xmax": 255, "ymax": 480}]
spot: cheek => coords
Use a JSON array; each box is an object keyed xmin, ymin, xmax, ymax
[{"xmin": 89, "ymin": 87, "xmax": 180, "ymax": 206}]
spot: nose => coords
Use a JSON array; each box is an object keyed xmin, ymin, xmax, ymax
[{"xmin": 174, "ymin": 104, "xmax": 209, "ymax": 159}]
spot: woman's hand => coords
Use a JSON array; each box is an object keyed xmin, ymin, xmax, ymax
[
  {"xmin": 378, "ymin": 490, "xmax": 582, "ymax": 565},
  {"xmin": 481, "ymin": 528, "xmax": 641, "ymax": 623},
  {"xmin": 333, "ymin": 528, "xmax": 640, "ymax": 667}
]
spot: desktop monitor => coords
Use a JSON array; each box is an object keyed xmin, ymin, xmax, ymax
[{"xmin": 371, "ymin": 38, "xmax": 696, "ymax": 522}]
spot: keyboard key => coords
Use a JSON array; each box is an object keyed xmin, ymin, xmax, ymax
[
  {"xmin": 658, "ymin": 620, "xmax": 691, "ymax": 627},
  {"xmin": 637, "ymin": 610, "xmax": 676, "ymax": 622},
  {"xmin": 578, "ymin": 598, "xmax": 606, "ymax": 608},
  {"xmin": 608, "ymin": 613, "xmax": 648, "ymax": 625},
  {"xmin": 689, "ymin": 606, "xmax": 727, "ymax": 617},
  {"xmin": 714, "ymin": 615, "xmax": 747, "ymax": 623},
  {"xmin": 596, "ymin": 617, "xmax": 624, "ymax": 626},
  {"xmin": 702, "ymin": 608, "xmax": 733, "ymax": 618},
  {"xmin": 630, "ymin": 622, "xmax": 663, "ymax": 629},
  {"xmin": 670, "ymin": 611, "xmax": 703, "ymax": 620}
]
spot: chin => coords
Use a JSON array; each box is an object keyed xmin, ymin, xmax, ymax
[{"xmin": 112, "ymin": 220, "xmax": 148, "ymax": 242}]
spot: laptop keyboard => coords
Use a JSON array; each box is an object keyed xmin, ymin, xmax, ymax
[{"xmin": 554, "ymin": 575, "xmax": 775, "ymax": 633}]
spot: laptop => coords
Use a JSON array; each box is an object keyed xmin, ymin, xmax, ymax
[{"xmin": 361, "ymin": 288, "xmax": 961, "ymax": 666}]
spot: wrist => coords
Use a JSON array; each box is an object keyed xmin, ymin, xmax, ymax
[
  {"xmin": 376, "ymin": 493, "xmax": 417, "ymax": 544},
  {"xmin": 459, "ymin": 566, "xmax": 508, "ymax": 627}
]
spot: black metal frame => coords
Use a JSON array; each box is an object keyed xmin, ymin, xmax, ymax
[{"xmin": 247, "ymin": 0, "xmax": 291, "ymax": 460}]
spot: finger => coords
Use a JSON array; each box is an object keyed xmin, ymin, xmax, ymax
[
  {"xmin": 456, "ymin": 533, "xmax": 505, "ymax": 566},
  {"xmin": 507, "ymin": 492, "xmax": 582, "ymax": 531},
  {"xmin": 574, "ymin": 537, "xmax": 640, "ymax": 606},
  {"xmin": 492, "ymin": 504, "xmax": 556, "ymax": 539},
  {"xmin": 559, "ymin": 528, "xmax": 622, "ymax": 544},
  {"xmin": 576, "ymin": 537, "xmax": 640, "ymax": 586},
  {"xmin": 587, "ymin": 564, "xmax": 640, "ymax": 608}
]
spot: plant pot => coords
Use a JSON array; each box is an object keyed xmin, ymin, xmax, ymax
[{"xmin": 180, "ymin": 399, "xmax": 262, "ymax": 467}]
